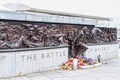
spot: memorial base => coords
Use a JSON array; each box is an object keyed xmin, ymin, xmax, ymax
[
  {"xmin": 0, "ymin": 46, "xmax": 68, "ymax": 78},
  {"xmin": 85, "ymin": 42, "xmax": 119, "ymax": 61}
]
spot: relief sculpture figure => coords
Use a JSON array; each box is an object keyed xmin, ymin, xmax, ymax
[{"xmin": 0, "ymin": 21, "xmax": 117, "ymax": 58}]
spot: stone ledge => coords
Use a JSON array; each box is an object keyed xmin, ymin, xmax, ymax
[{"xmin": 0, "ymin": 10, "xmax": 97, "ymax": 25}]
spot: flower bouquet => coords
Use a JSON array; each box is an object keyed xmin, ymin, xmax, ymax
[{"xmin": 61, "ymin": 56, "xmax": 102, "ymax": 70}]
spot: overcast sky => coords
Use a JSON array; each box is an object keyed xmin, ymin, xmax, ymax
[
  {"xmin": 0, "ymin": 0, "xmax": 120, "ymax": 17},
  {"xmin": 0, "ymin": 0, "xmax": 120, "ymax": 27}
]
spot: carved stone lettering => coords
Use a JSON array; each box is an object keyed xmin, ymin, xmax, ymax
[{"xmin": 41, "ymin": 53, "xmax": 45, "ymax": 59}]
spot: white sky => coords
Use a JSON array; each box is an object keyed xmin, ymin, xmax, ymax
[
  {"xmin": 0, "ymin": 0, "xmax": 120, "ymax": 17},
  {"xmin": 0, "ymin": 0, "xmax": 120, "ymax": 27}
]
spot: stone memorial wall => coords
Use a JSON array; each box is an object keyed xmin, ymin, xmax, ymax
[
  {"xmin": 0, "ymin": 21, "xmax": 117, "ymax": 57},
  {"xmin": 86, "ymin": 43, "xmax": 119, "ymax": 60},
  {"xmin": 0, "ymin": 47, "xmax": 68, "ymax": 78},
  {"xmin": 0, "ymin": 11, "xmax": 119, "ymax": 78}
]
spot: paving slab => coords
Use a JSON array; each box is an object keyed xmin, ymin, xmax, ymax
[
  {"xmin": 0, "ymin": 57, "xmax": 120, "ymax": 80},
  {"xmin": 0, "ymin": 79, "xmax": 9, "ymax": 80},
  {"xmin": 29, "ymin": 76, "xmax": 51, "ymax": 80},
  {"xmin": 41, "ymin": 70, "xmax": 65, "ymax": 79},
  {"xmin": 25, "ymin": 72, "xmax": 43, "ymax": 77},
  {"xmin": 69, "ymin": 75, "xmax": 95, "ymax": 80},
  {"xmin": 10, "ymin": 77, "xmax": 30, "ymax": 80},
  {"xmin": 53, "ymin": 77, "xmax": 74, "ymax": 80}
]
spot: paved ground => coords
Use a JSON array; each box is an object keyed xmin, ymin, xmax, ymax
[{"xmin": 1, "ymin": 57, "xmax": 120, "ymax": 80}]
